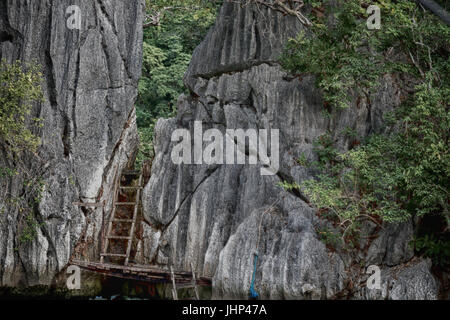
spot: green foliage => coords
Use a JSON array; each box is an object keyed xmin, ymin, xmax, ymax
[
  {"xmin": 296, "ymin": 153, "xmax": 308, "ymax": 166},
  {"xmin": 316, "ymin": 227, "xmax": 342, "ymax": 248},
  {"xmin": 139, "ymin": 1, "xmax": 218, "ymax": 123},
  {"xmin": 0, "ymin": 59, "xmax": 44, "ymax": 157},
  {"xmin": 277, "ymin": 180, "xmax": 301, "ymax": 191},
  {"xmin": 136, "ymin": 1, "xmax": 219, "ymax": 167},
  {"xmin": 146, "ymin": 0, "xmax": 220, "ymax": 24},
  {"xmin": 14, "ymin": 176, "xmax": 46, "ymax": 245},
  {"xmin": 18, "ymin": 212, "xmax": 44, "ymax": 245},
  {"xmin": 2, "ymin": 175, "xmax": 46, "ymax": 245},
  {"xmin": 0, "ymin": 59, "xmax": 46, "ymax": 245},
  {"xmin": 280, "ymin": 0, "xmax": 450, "ymax": 262},
  {"xmin": 312, "ymin": 133, "xmax": 339, "ymax": 168},
  {"xmin": 341, "ymin": 126, "xmax": 357, "ymax": 139},
  {"xmin": 412, "ymin": 234, "xmax": 450, "ymax": 267},
  {"xmin": 302, "ymin": 83, "xmax": 449, "ymax": 248},
  {"xmin": 281, "ymin": 1, "xmax": 382, "ymax": 109},
  {"xmin": 0, "ymin": 166, "xmax": 18, "ymax": 178},
  {"xmin": 135, "ymin": 126, "xmax": 155, "ymax": 168},
  {"xmin": 281, "ymin": 0, "xmax": 448, "ymax": 109}
]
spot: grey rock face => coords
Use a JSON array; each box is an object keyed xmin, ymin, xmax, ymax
[
  {"xmin": 142, "ymin": 1, "xmax": 438, "ymax": 299},
  {"xmin": 357, "ymin": 259, "xmax": 438, "ymax": 300},
  {"xmin": 0, "ymin": 0, "xmax": 143, "ymax": 286}
]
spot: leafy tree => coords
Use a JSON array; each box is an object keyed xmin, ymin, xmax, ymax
[
  {"xmin": 0, "ymin": 59, "xmax": 43, "ymax": 157},
  {"xmin": 136, "ymin": 1, "xmax": 219, "ymax": 166},
  {"xmin": 280, "ymin": 0, "xmax": 449, "ymax": 265},
  {"xmin": 0, "ymin": 59, "xmax": 45, "ymax": 245},
  {"xmin": 144, "ymin": 0, "xmax": 220, "ymax": 27}
]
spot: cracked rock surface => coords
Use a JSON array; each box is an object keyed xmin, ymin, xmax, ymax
[
  {"xmin": 0, "ymin": 0, "xmax": 143, "ymax": 286},
  {"xmin": 141, "ymin": 1, "xmax": 439, "ymax": 299}
]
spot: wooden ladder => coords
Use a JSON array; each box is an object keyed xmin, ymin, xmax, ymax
[
  {"xmin": 170, "ymin": 263, "xmax": 200, "ymax": 300},
  {"xmin": 100, "ymin": 170, "xmax": 143, "ymax": 266}
]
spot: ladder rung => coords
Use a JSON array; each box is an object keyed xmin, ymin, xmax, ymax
[
  {"xmin": 100, "ymin": 253, "xmax": 127, "ymax": 257},
  {"xmin": 107, "ymin": 236, "xmax": 131, "ymax": 240},
  {"xmin": 110, "ymin": 219, "xmax": 133, "ymax": 222},
  {"xmin": 116, "ymin": 202, "xmax": 137, "ymax": 205}
]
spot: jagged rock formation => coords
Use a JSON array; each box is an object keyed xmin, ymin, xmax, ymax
[
  {"xmin": 0, "ymin": 0, "xmax": 440, "ymax": 299},
  {"xmin": 141, "ymin": 1, "xmax": 439, "ymax": 299},
  {"xmin": 0, "ymin": 0, "xmax": 143, "ymax": 287}
]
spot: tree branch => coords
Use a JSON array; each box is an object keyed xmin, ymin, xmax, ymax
[
  {"xmin": 144, "ymin": 5, "xmax": 202, "ymax": 28},
  {"xmin": 234, "ymin": 0, "xmax": 312, "ymax": 27}
]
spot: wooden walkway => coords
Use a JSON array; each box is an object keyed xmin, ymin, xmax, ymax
[
  {"xmin": 70, "ymin": 259, "xmax": 212, "ymax": 287},
  {"xmin": 71, "ymin": 169, "xmax": 211, "ymax": 294}
]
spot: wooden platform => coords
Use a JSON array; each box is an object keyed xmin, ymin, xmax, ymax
[
  {"xmin": 70, "ymin": 169, "xmax": 210, "ymax": 297},
  {"xmin": 70, "ymin": 259, "xmax": 212, "ymax": 286}
]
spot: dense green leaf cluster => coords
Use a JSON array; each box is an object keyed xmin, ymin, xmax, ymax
[
  {"xmin": 136, "ymin": 1, "xmax": 219, "ymax": 166},
  {"xmin": 0, "ymin": 59, "xmax": 45, "ymax": 245},
  {"xmin": 0, "ymin": 59, "xmax": 43, "ymax": 157},
  {"xmin": 280, "ymin": 0, "xmax": 449, "ymax": 264},
  {"xmin": 413, "ymin": 234, "xmax": 450, "ymax": 267}
]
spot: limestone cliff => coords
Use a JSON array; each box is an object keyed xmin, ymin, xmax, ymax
[
  {"xmin": 0, "ymin": 0, "xmax": 440, "ymax": 299},
  {"xmin": 0, "ymin": 0, "xmax": 143, "ymax": 286},
  {"xmin": 141, "ymin": 1, "xmax": 439, "ymax": 299}
]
